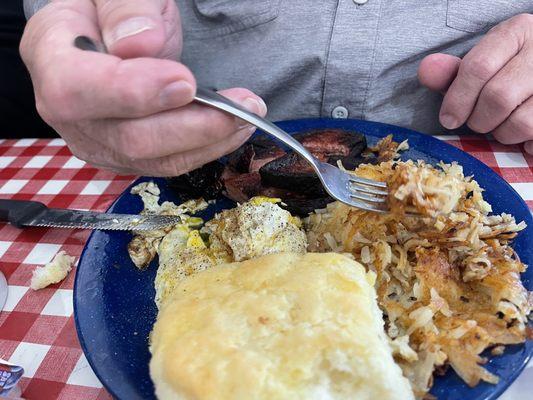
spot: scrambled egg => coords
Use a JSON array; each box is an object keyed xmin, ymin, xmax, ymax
[
  {"xmin": 128, "ymin": 184, "xmax": 307, "ymax": 308},
  {"xmin": 203, "ymin": 197, "xmax": 306, "ymax": 262},
  {"xmin": 127, "ymin": 182, "xmax": 208, "ymax": 270},
  {"xmin": 155, "ymin": 197, "xmax": 306, "ymax": 307}
]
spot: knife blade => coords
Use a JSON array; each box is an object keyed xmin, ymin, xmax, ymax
[{"xmin": 0, "ymin": 199, "xmax": 181, "ymax": 231}]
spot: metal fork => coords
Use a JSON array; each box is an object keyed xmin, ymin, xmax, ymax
[
  {"xmin": 194, "ymin": 87, "xmax": 389, "ymax": 213},
  {"xmin": 72, "ymin": 36, "xmax": 388, "ymax": 212}
]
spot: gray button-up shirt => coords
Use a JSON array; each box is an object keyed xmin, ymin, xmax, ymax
[{"xmin": 25, "ymin": 0, "xmax": 533, "ymax": 134}]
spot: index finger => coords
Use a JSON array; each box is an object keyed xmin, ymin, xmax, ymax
[{"xmin": 439, "ymin": 19, "xmax": 525, "ymax": 129}]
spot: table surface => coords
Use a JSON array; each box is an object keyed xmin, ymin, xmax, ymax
[{"xmin": 0, "ymin": 136, "xmax": 532, "ymax": 400}]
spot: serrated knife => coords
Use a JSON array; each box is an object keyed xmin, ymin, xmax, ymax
[{"xmin": 0, "ymin": 199, "xmax": 180, "ymax": 231}]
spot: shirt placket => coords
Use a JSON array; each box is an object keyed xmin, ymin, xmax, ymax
[{"xmin": 321, "ymin": 0, "xmax": 382, "ymax": 120}]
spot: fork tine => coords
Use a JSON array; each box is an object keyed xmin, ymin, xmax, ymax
[
  {"xmin": 348, "ymin": 175, "xmax": 387, "ymax": 188},
  {"xmin": 349, "ymin": 182, "xmax": 388, "ymax": 196},
  {"xmin": 349, "ymin": 191, "xmax": 387, "ymax": 204},
  {"xmin": 342, "ymin": 198, "xmax": 388, "ymax": 213}
]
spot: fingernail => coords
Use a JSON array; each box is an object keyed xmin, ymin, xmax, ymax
[
  {"xmin": 241, "ymin": 97, "xmax": 268, "ymax": 116},
  {"xmin": 106, "ymin": 17, "xmax": 156, "ymax": 45},
  {"xmin": 234, "ymin": 97, "xmax": 267, "ymax": 129},
  {"xmin": 239, "ymin": 125, "xmax": 256, "ymax": 137},
  {"xmin": 159, "ymin": 81, "xmax": 194, "ymax": 107},
  {"xmin": 255, "ymin": 97, "xmax": 268, "ymax": 116},
  {"xmin": 440, "ymin": 113, "xmax": 460, "ymax": 130}
]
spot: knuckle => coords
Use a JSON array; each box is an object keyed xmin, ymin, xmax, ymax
[
  {"xmin": 511, "ymin": 111, "xmax": 533, "ymax": 135},
  {"xmin": 511, "ymin": 13, "xmax": 533, "ymax": 28},
  {"xmin": 462, "ymin": 55, "xmax": 498, "ymax": 82},
  {"xmin": 482, "ymin": 83, "xmax": 518, "ymax": 112},
  {"xmin": 19, "ymin": 17, "xmax": 44, "ymax": 66},
  {"xmin": 19, "ymin": 5, "xmax": 44, "ymax": 47},
  {"xmin": 34, "ymin": 97, "xmax": 55, "ymax": 125},
  {"xmin": 466, "ymin": 119, "xmax": 484, "ymax": 134},
  {"xmin": 493, "ymin": 130, "xmax": 514, "ymax": 145},
  {"xmin": 19, "ymin": 27, "xmax": 34, "ymax": 63},
  {"xmin": 116, "ymin": 83, "xmax": 148, "ymax": 114},
  {"xmin": 96, "ymin": 0, "xmax": 118, "ymax": 19},
  {"xmin": 20, "ymin": 4, "xmax": 67, "ymax": 64},
  {"xmin": 39, "ymin": 79, "xmax": 77, "ymax": 123}
]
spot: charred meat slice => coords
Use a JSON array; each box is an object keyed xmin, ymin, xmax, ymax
[
  {"xmin": 250, "ymin": 136, "xmax": 286, "ymax": 159},
  {"xmin": 223, "ymin": 173, "xmax": 333, "ymax": 215},
  {"xmin": 226, "ymin": 143, "xmax": 255, "ymax": 173},
  {"xmin": 329, "ymin": 154, "xmax": 377, "ymax": 170},
  {"xmin": 259, "ymin": 129, "xmax": 369, "ymax": 196},
  {"xmin": 280, "ymin": 197, "xmax": 333, "ymax": 216},
  {"xmin": 226, "ymin": 136, "xmax": 285, "ymax": 173},
  {"xmin": 223, "ymin": 171, "xmax": 304, "ymax": 205},
  {"xmin": 223, "ymin": 172, "xmax": 263, "ymax": 203},
  {"xmin": 167, "ymin": 129, "xmax": 370, "ymax": 215},
  {"xmin": 166, "ymin": 161, "xmax": 224, "ymax": 199},
  {"xmin": 294, "ymin": 129, "xmax": 366, "ymax": 158},
  {"xmin": 260, "ymin": 152, "xmax": 326, "ymax": 196}
]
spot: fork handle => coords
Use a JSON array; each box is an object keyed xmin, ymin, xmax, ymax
[{"xmin": 194, "ymin": 87, "xmax": 320, "ymax": 172}]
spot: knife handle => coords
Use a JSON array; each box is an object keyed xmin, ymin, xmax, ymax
[{"xmin": 0, "ymin": 199, "xmax": 48, "ymax": 228}]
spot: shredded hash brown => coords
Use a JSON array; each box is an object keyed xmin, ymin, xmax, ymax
[{"xmin": 306, "ymin": 137, "xmax": 531, "ymax": 398}]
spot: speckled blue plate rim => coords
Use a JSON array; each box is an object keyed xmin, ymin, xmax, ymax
[
  {"xmin": 73, "ymin": 177, "xmax": 148, "ymax": 400},
  {"xmin": 73, "ymin": 118, "xmax": 532, "ymax": 400}
]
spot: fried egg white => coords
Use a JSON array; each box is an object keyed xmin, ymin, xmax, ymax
[{"xmin": 154, "ymin": 197, "xmax": 307, "ymax": 308}]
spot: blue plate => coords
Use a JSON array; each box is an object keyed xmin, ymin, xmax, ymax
[{"xmin": 74, "ymin": 119, "xmax": 532, "ymax": 400}]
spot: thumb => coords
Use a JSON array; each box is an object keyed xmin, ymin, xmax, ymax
[
  {"xmin": 418, "ymin": 53, "xmax": 461, "ymax": 93},
  {"xmin": 95, "ymin": 0, "xmax": 169, "ymax": 59}
]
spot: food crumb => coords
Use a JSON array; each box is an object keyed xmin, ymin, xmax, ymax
[
  {"xmin": 491, "ymin": 346, "xmax": 505, "ymax": 356},
  {"xmin": 30, "ymin": 251, "xmax": 76, "ymax": 290}
]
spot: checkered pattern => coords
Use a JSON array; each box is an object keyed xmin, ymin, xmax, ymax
[
  {"xmin": 434, "ymin": 135, "xmax": 533, "ymax": 209},
  {"xmin": 0, "ymin": 136, "xmax": 531, "ymax": 400},
  {"xmin": 0, "ymin": 139, "xmax": 134, "ymax": 399}
]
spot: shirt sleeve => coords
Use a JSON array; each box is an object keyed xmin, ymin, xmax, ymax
[{"xmin": 23, "ymin": 0, "xmax": 49, "ymax": 19}]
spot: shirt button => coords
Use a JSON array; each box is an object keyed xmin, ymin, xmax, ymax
[
  {"xmin": 332, "ymin": 106, "xmax": 349, "ymax": 119},
  {"xmin": 353, "ymin": 0, "xmax": 368, "ymax": 4}
]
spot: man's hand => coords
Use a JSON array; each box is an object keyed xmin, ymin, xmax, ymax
[
  {"xmin": 20, "ymin": 0, "xmax": 267, "ymax": 176},
  {"xmin": 418, "ymin": 13, "xmax": 533, "ymax": 154}
]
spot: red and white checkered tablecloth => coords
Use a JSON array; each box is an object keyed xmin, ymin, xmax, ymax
[{"xmin": 0, "ymin": 136, "xmax": 531, "ymax": 400}]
